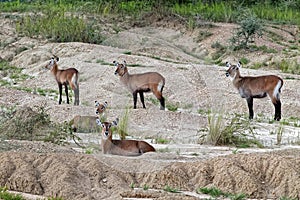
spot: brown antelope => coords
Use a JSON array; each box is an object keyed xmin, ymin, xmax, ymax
[
  {"xmin": 71, "ymin": 101, "xmax": 108, "ymax": 132},
  {"xmin": 113, "ymin": 60, "xmax": 165, "ymax": 110},
  {"xmin": 226, "ymin": 62, "xmax": 283, "ymax": 121},
  {"xmin": 45, "ymin": 56, "xmax": 79, "ymax": 105},
  {"xmin": 96, "ymin": 118, "xmax": 156, "ymax": 156}
]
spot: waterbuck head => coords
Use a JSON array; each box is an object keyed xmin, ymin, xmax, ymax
[
  {"xmin": 113, "ymin": 60, "xmax": 127, "ymax": 77},
  {"xmin": 95, "ymin": 101, "xmax": 108, "ymax": 115},
  {"xmin": 45, "ymin": 56, "xmax": 59, "ymax": 71},
  {"xmin": 96, "ymin": 118, "xmax": 119, "ymax": 140},
  {"xmin": 226, "ymin": 62, "xmax": 241, "ymax": 81}
]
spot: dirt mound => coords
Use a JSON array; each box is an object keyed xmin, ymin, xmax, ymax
[{"xmin": 0, "ymin": 149, "xmax": 299, "ymax": 199}]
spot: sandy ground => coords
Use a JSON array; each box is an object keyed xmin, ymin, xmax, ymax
[{"xmin": 1, "ymin": 13, "xmax": 300, "ymax": 199}]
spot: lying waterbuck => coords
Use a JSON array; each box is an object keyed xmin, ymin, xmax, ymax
[
  {"xmin": 70, "ymin": 100, "xmax": 108, "ymax": 132},
  {"xmin": 226, "ymin": 62, "xmax": 283, "ymax": 121},
  {"xmin": 114, "ymin": 60, "xmax": 165, "ymax": 110},
  {"xmin": 96, "ymin": 118, "xmax": 155, "ymax": 156},
  {"xmin": 45, "ymin": 56, "xmax": 79, "ymax": 105}
]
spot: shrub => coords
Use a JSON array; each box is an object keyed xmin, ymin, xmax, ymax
[
  {"xmin": 230, "ymin": 10, "xmax": 264, "ymax": 50},
  {"xmin": 16, "ymin": 8, "xmax": 105, "ymax": 44},
  {"xmin": 204, "ymin": 112, "xmax": 263, "ymax": 148}
]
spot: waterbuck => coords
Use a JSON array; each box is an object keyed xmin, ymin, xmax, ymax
[
  {"xmin": 96, "ymin": 118, "xmax": 156, "ymax": 156},
  {"xmin": 226, "ymin": 62, "xmax": 283, "ymax": 121},
  {"xmin": 45, "ymin": 56, "xmax": 79, "ymax": 105},
  {"xmin": 70, "ymin": 101, "xmax": 108, "ymax": 132},
  {"xmin": 113, "ymin": 60, "xmax": 165, "ymax": 110}
]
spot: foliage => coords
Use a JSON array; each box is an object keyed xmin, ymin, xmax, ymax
[
  {"xmin": 16, "ymin": 8, "xmax": 105, "ymax": 44},
  {"xmin": 204, "ymin": 112, "xmax": 263, "ymax": 148},
  {"xmin": 117, "ymin": 106, "xmax": 130, "ymax": 139},
  {"xmin": 164, "ymin": 185, "xmax": 180, "ymax": 193},
  {"xmin": 0, "ymin": 187, "xmax": 26, "ymax": 200},
  {"xmin": 230, "ymin": 11, "xmax": 264, "ymax": 50},
  {"xmin": 271, "ymin": 59, "xmax": 300, "ymax": 75},
  {"xmin": 197, "ymin": 186, "xmax": 247, "ymax": 200},
  {"xmin": 1, "ymin": 1, "xmax": 300, "ymax": 34},
  {"xmin": 0, "ymin": 105, "xmax": 80, "ymax": 146}
]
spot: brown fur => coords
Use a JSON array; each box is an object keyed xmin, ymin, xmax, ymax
[
  {"xmin": 99, "ymin": 121, "xmax": 155, "ymax": 156},
  {"xmin": 226, "ymin": 62, "xmax": 283, "ymax": 121},
  {"xmin": 114, "ymin": 60, "xmax": 165, "ymax": 110},
  {"xmin": 45, "ymin": 56, "xmax": 79, "ymax": 105}
]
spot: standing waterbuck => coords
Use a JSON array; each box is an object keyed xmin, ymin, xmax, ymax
[
  {"xmin": 45, "ymin": 56, "xmax": 79, "ymax": 105},
  {"xmin": 113, "ymin": 60, "xmax": 165, "ymax": 110},
  {"xmin": 96, "ymin": 118, "xmax": 155, "ymax": 156},
  {"xmin": 226, "ymin": 62, "xmax": 283, "ymax": 121}
]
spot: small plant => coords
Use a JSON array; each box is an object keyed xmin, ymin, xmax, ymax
[
  {"xmin": 117, "ymin": 106, "xmax": 130, "ymax": 139},
  {"xmin": 166, "ymin": 102, "xmax": 179, "ymax": 112},
  {"xmin": 155, "ymin": 137, "xmax": 170, "ymax": 144},
  {"xmin": 164, "ymin": 185, "xmax": 180, "ymax": 193},
  {"xmin": 204, "ymin": 111, "xmax": 262, "ymax": 148},
  {"xmin": 143, "ymin": 184, "xmax": 149, "ymax": 190},
  {"xmin": 85, "ymin": 148, "xmax": 94, "ymax": 154},
  {"xmin": 0, "ymin": 186, "xmax": 26, "ymax": 200},
  {"xmin": 276, "ymin": 125, "xmax": 284, "ymax": 145},
  {"xmin": 130, "ymin": 183, "xmax": 135, "ymax": 189},
  {"xmin": 230, "ymin": 10, "xmax": 264, "ymax": 50},
  {"xmin": 197, "ymin": 187, "xmax": 223, "ymax": 197},
  {"xmin": 239, "ymin": 57, "xmax": 249, "ymax": 65},
  {"xmin": 197, "ymin": 187, "xmax": 246, "ymax": 200}
]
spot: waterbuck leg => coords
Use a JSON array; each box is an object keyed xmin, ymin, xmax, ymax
[
  {"xmin": 74, "ymin": 88, "xmax": 79, "ymax": 106},
  {"xmin": 274, "ymin": 100, "xmax": 281, "ymax": 121},
  {"xmin": 246, "ymin": 97, "xmax": 254, "ymax": 119},
  {"xmin": 133, "ymin": 91, "xmax": 138, "ymax": 109},
  {"xmin": 139, "ymin": 91, "xmax": 146, "ymax": 109},
  {"xmin": 64, "ymin": 83, "xmax": 69, "ymax": 104},
  {"xmin": 159, "ymin": 97, "xmax": 165, "ymax": 110},
  {"xmin": 58, "ymin": 83, "xmax": 63, "ymax": 104}
]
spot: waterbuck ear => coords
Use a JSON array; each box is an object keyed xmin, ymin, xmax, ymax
[
  {"xmin": 123, "ymin": 60, "xmax": 126, "ymax": 66},
  {"xmin": 95, "ymin": 101, "xmax": 100, "ymax": 107},
  {"xmin": 113, "ymin": 61, "xmax": 118, "ymax": 66},
  {"xmin": 226, "ymin": 62, "xmax": 231, "ymax": 67},
  {"xmin": 237, "ymin": 62, "xmax": 241, "ymax": 68},
  {"xmin": 112, "ymin": 118, "xmax": 119, "ymax": 126},
  {"xmin": 53, "ymin": 55, "xmax": 59, "ymax": 62},
  {"xmin": 104, "ymin": 101, "xmax": 108, "ymax": 108},
  {"xmin": 96, "ymin": 118, "xmax": 102, "ymax": 126}
]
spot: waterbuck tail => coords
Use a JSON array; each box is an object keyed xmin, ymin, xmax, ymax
[
  {"xmin": 157, "ymin": 79, "xmax": 165, "ymax": 93},
  {"xmin": 273, "ymin": 79, "xmax": 283, "ymax": 100},
  {"xmin": 71, "ymin": 73, "xmax": 79, "ymax": 89}
]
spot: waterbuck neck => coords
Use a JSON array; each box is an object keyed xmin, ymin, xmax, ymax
[
  {"xmin": 119, "ymin": 71, "xmax": 130, "ymax": 83},
  {"xmin": 51, "ymin": 63, "xmax": 59, "ymax": 76},
  {"xmin": 232, "ymin": 70, "xmax": 244, "ymax": 88}
]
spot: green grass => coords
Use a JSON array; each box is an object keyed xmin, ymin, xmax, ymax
[
  {"xmin": 155, "ymin": 137, "xmax": 170, "ymax": 144},
  {"xmin": 0, "ymin": 187, "xmax": 25, "ymax": 200},
  {"xmin": 2, "ymin": 1, "xmax": 300, "ymax": 44},
  {"xmin": 197, "ymin": 186, "xmax": 247, "ymax": 200},
  {"xmin": 164, "ymin": 185, "xmax": 180, "ymax": 193},
  {"xmin": 204, "ymin": 111, "xmax": 263, "ymax": 148},
  {"xmin": 166, "ymin": 102, "xmax": 179, "ymax": 112},
  {"xmin": 16, "ymin": 8, "xmax": 105, "ymax": 44},
  {"xmin": 117, "ymin": 106, "xmax": 130, "ymax": 140}
]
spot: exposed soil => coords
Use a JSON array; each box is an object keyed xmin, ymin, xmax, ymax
[{"xmin": 0, "ymin": 13, "xmax": 300, "ymax": 199}]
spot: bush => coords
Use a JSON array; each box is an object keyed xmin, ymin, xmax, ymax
[
  {"xmin": 204, "ymin": 112, "xmax": 263, "ymax": 148},
  {"xmin": 16, "ymin": 8, "xmax": 105, "ymax": 44},
  {"xmin": 230, "ymin": 10, "xmax": 264, "ymax": 50}
]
